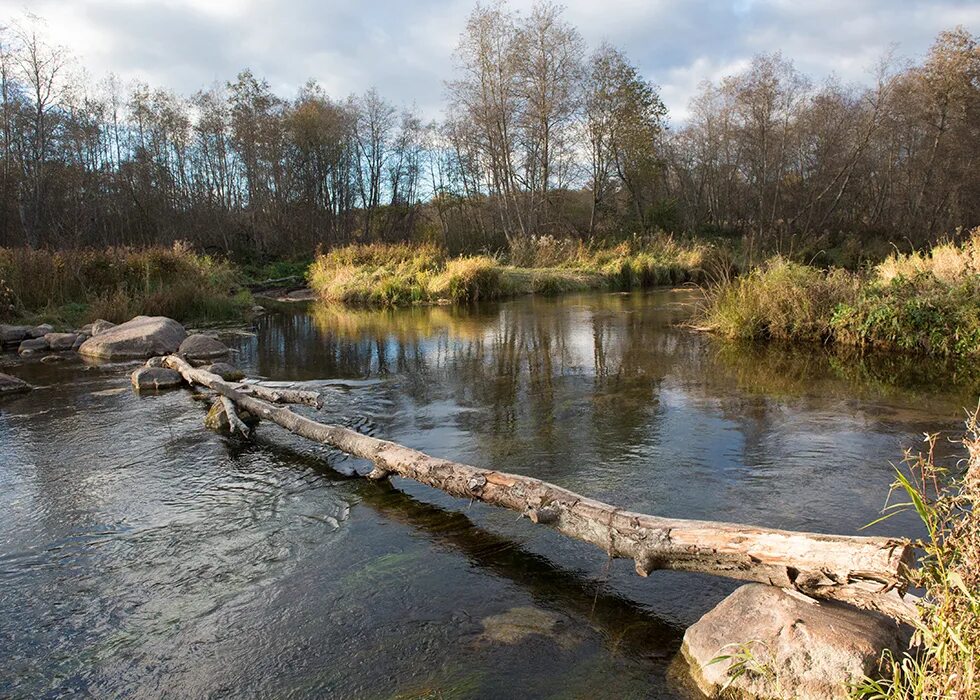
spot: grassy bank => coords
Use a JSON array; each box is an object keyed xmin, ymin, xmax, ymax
[
  {"xmin": 308, "ymin": 236, "xmax": 716, "ymax": 306},
  {"xmin": 0, "ymin": 243, "xmax": 252, "ymax": 328},
  {"xmin": 698, "ymin": 232, "xmax": 980, "ymax": 358},
  {"xmin": 854, "ymin": 411, "xmax": 979, "ymax": 699}
]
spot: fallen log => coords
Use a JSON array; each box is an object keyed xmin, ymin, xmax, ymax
[{"xmin": 162, "ymin": 354, "xmax": 917, "ymax": 622}]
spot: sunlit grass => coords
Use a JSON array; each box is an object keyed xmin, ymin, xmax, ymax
[{"xmin": 698, "ymin": 232, "xmax": 980, "ymax": 358}]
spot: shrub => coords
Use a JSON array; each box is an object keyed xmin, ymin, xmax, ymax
[{"xmin": 699, "ymin": 237, "xmax": 980, "ymax": 358}]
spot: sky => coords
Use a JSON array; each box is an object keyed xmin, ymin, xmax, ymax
[{"xmin": 3, "ymin": 0, "xmax": 978, "ymax": 123}]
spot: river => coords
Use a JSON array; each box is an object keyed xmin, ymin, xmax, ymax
[{"xmin": 1, "ymin": 289, "xmax": 973, "ymax": 698}]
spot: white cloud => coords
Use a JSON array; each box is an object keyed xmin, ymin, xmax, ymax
[{"xmin": 1, "ymin": 0, "xmax": 975, "ymax": 121}]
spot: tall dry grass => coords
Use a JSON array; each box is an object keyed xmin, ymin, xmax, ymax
[
  {"xmin": 0, "ymin": 242, "xmax": 249, "ymax": 326},
  {"xmin": 853, "ymin": 409, "xmax": 980, "ymax": 699},
  {"xmin": 699, "ymin": 235, "xmax": 980, "ymax": 358},
  {"xmin": 308, "ymin": 236, "xmax": 717, "ymax": 307}
]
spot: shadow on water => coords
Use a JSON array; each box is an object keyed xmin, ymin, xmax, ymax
[{"xmin": 222, "ymin": 435, "xmax": 705, "ymax": 699}]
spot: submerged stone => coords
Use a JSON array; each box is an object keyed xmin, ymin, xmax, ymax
[
  {"xmin": 0, "ymin": 371, "xmax": 32, "ymax": 395},
  {"xmin": 478, "ymin": 606, "xmax": 582, "ymax": 649},
  {"xmin": 681, "ymin": 583, "xmax": 909, "ymax": 700}
]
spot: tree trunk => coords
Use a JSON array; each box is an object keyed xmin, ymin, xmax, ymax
[{"xmin": 163, "ymin": 355, "xmax": 917, "ymax": 622}]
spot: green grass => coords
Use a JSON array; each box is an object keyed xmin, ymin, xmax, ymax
[
  {"xmin": 0, "ymin": 243, "xmax": 252, "ymax": 328},
  {"xmin": 698, "ymin": 233, "xmax": 980, "ymax": 358},
  {"xmin": 307, "ymin": 236, "xmax": 717, "ymax": 307}
]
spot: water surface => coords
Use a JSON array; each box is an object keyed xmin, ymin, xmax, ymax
[{"xmin": 1, "ymin": 290, "xmax": 974, "ymax": 698}]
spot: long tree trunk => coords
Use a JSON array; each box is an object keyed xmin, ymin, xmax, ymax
[{"xmin": 163, "ymin": 355, "xmax": 917, "ymax": 622}]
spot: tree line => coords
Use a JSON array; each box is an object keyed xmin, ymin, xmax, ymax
[{"xmin": 0, "ymin": 4, "xmax": 977, "ymax": 259}]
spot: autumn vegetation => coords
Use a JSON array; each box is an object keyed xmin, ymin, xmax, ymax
[
  {"xmin": 698, "ymin": 231, "xmax": 980, "ymax": 358},
  {"xmin": 0, "ymin": 4, "xmax": 977, "ymax": 337}
]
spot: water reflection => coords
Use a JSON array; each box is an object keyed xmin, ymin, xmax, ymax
[{"xmin": 1, "ymin": 289, "xmax": 975, "ymax": 698}]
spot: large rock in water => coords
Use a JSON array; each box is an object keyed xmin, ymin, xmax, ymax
[
  {"xmin": 178, "ymin": 334, "xmax": 229, "ymax": 360},
  {"xmin": 681, "ymin": 584, "xmax": 909, "ymax": 700},
  {"xmin": 44, "ymin": 332, "xmax": 80, "ymax": 351},
  {"xmin": 131, "ymin": 366, "xmax": 183, "ymax": 391},
  {"xmin": 0, "ymin": 324, "xmax": 31, "ymax": 347},
  {"xmin": 0, "ymin": 371, "xmax": 32, "ymax": 395},
  {"xmin": 79, "ymin": 316, "xmax": 187, "ymax": 360}
]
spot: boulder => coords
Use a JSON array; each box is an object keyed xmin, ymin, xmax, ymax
[
  {"xmin": 91, "ymin": 319, "xmax": 116, "ymax": 336},
  {"xmin": 0, "ymin": 371, "xmax": 32, "ymax": 395},
  {"xmin": 251, "ymin": 305, "xmax": 266, "ymax": 314},
  {"xmin": 0, "ymin": 324, "xmax": 31, "ymax": 347},
  {"xmin": 178, "ymin": 334, "xmax": 229, "ymax": 360},
  {"xmin": 41, "ymin": 354, "xmax": 66, "ymax": 364},
  {"xmin": 681, "ymin": 584, "xmax": 909, "ymax": 700},
  {"xmin": 27, "ymin": 323, "xmax": 54, "ymax": 339},
  {"xmin": 144, "ymin": 356, "xmax": 167, "ymax": 368},
  {"xmin": 71, "ymin": 333, "xmax": 89, "ymax": 351},
  {"xmin": 79, "ymin": 323, "xmax": 94, "ymax": 335},
  {"xmin": 79, "ymin": 316, "xmax": 187, "ymax": 360},
  {"xmin": 204, "ymin": 361, "xmax": 244, "ymax": 381},
  {"xmin": 130, "ymin": 366, "xmax": 183, "ymax": 391},
  {"xmin": 44, "ymin": 332, "xmax": 79, "ymax": 351},
  {"xmin": 18, "ymin": 337, "xmax": 49, "ymax": 356}
]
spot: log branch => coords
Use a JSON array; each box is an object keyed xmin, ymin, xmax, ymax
[{"xmin": 163, "ymin": 354, "xmax": 917, "ymax": 622}]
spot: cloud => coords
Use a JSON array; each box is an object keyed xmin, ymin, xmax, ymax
[{"xmin": 2, "ymin": 0, "xmax": 976, "ymax": 121}]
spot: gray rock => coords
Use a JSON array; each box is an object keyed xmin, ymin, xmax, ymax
[
  {"xmin": 131, "ymin": 366, "xmax": 183, "ymax": 391},
  {"xmin": 71, "ymin": 333, "xmax": 89, "ymax": 351},
  {"xmin": 79, "ymin": 316, "xmax": 187, "ymax": 360},
  {"xmin": 178, "ymin": 334, "xmax": 229, "ymax": 360},
  {"xmin": 204, "ymin": 361, "xmax": 244, "ymax": 381},
  {"xmin": 91, "ymin": 319, "xmax": 116, "ymax": 336},
  {"xmin": 79, "ymin": 323, "xmax": 94, "ymax": 335},
  {"xmin": 18, "ymin": 337, "xmax": 49, "ymax": 356},
  {"xmin": 0, "ymin": 371, "xmax": 32, "ymax": 395},
  {"xmin": 41, "ymin": 354, "xmax": 67, "ymax": 364},
  {"xmin": 251, "ymin": 305, "xmax": 266, "ymax": 314},
  {"xmin": 144, "ymin": 356, "xmax": 167, "ymax": 368},
  {"xmin": 44, "ymin": 332, "xmax": 79, "ymax": 351},
  {"xmin": 0, "ymin": 324, "xmax": 31, "ymax": 346},
  {"xmin": 681, "ymin": 584, "xmax": 909, "ymax": 700},
  {"xmin": 28, "ymin": 323, "xmax": 54, "ymax": 339}
]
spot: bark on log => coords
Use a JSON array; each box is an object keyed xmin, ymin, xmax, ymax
[
  {"xmin": 163, "ymin": 355, "xmax": 917, "ymax": 622},
  {"xmin": 231, "ymin": 381, "xmax": 322, "ymax": 408}
]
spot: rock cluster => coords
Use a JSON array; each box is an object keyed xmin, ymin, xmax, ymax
[{"xmin": 3, "ymin": 316, "xmax": 241, "ymax": 397}]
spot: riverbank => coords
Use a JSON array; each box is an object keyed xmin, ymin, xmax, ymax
[
  {"xmin": 307, "ymin": 237, "xmax": 716, "ymax": 306},
  {"xmin": 0, "ymin": 244, "xmax": 254, "ymax": 328},
  {"xmin": 697, "ymin": 232, "xmax": 980, "ymax": 359}
]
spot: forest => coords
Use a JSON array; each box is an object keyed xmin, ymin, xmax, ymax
[{"xmin": 0, "ymin": 5, "xmax": 977, "ymax": 262}]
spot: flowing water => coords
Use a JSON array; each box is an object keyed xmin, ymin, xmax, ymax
[{"xmin": 1, "ymin": 290, "xmax": 976, "ymax": 699}]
